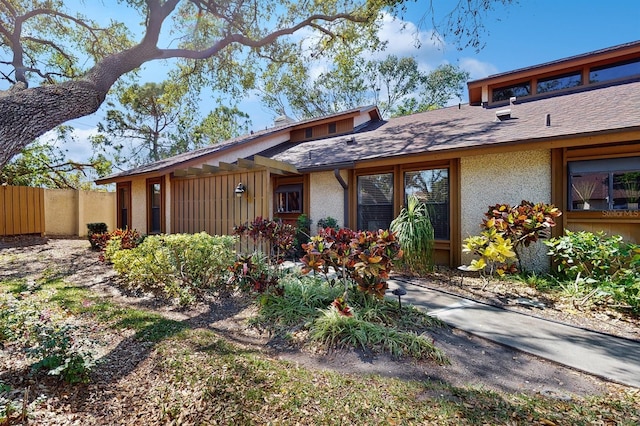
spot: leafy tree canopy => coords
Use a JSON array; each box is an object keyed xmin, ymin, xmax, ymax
[{"xmin": 0, "ymin": 0, "xmax": 513, "ymax": 169}]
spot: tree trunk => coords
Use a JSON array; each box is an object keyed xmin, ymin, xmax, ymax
[
  {"xmin": 0, "ymin": 80, "xmax": 105, "ymax": 167},
  {"xmin": 0, "ymin": 45, "xmax": 158, "ymax": 169}
]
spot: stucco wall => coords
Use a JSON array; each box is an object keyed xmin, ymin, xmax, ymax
[
  {"xmin": 460, "ymin": 149, "xmax": 551, "ymax": 271},
  {"xmin": 309, "ymin": 170, "xmax": 346, "ymax": 233},
  {"xmin": 44, "ymin": 189, "xmax": 115, "ymax": 236},
  {"xmin": 45, "ymin": 189, "xmax": 78, "ymax": 236},
  {"xmin": 78, "ymin": 190, "xmax": 116, "ymax": 236}
]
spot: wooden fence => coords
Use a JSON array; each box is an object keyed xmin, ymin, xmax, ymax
[{"xmin": 0, "ymin": 185, "xmax": 45, "ymax": 236}]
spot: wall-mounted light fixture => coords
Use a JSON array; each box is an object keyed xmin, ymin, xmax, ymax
[{"xmin": 235, "ymin": 182, "xmax": 246, "ymax": 198}]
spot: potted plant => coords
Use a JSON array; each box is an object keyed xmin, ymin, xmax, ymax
[{"xmin": 572, "ymin": 180, "xmax": 597, "ymax": 210}]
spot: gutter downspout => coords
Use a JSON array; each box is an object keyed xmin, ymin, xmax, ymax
[{"xmin": 334, "ymin": 169, "xmax": 348, "ymax": 228}]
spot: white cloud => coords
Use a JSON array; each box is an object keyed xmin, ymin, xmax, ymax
[
  {"xmin": 459, "ymin": 57, "xmax": 498, "ymax": 80},
  {"xmin": 39, "ymin": 126, "xmax": 99, "ymax": 163},
  {"xmin": 374, "ymin": 12, "xmax": 445, "ymax": 62}
]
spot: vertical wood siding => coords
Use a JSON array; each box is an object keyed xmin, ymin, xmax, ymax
[
  {"xmin": 171, "ymin": 170, "xmax": 269, "ymax": 237},
  {"xmin": 0, "ymin": 186, "xmax": 45, "ymax": 236}
]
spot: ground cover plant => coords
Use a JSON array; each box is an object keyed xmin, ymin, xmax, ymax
[
  {"xmin": 2, "ymin": 238, "xmax": 640, "ymax": 424},
  {"xmin": 1, "ymin": 250, "xmax": 639, "ymax": 425},
  {"xmin": 250, "ymin": 274, "xmax": 448, "ymax": 363}
]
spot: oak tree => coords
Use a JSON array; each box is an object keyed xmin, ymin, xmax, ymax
[{"xmin": 0, "ymin": 0, "xmax": 512, "ymax": 168}]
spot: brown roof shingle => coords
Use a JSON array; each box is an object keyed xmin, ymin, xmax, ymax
[{"xmin": 267, "ymin": 80, "xmax": 640, "ymax": 170}]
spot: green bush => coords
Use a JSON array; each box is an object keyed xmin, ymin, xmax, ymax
[
  {"xmin": 0, "ymin": 293, "xmax": 94, "ymax": 383},
  {"xmin": 316, "ymin": 216, "xmax": 339, "ymax": 231},
  {"xmin": 294, "ymin": 214, "xmax": 312, "ymax": 257},
  {"xmin": 110, "ymin": 233, "xmax": 237, "ymax": 305},
  {"xmin": 545, "ymin": 231, "xmax": 636, "ymax": 281},
  {"xmin": 545, "ymin": 231, "xmax": 640, "ymax": 311}
]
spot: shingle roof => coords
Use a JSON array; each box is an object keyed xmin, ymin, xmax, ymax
[
  {"xmin": 266, "ymin": 80, "xmax": 640, "ymax": 171},
  {"xmin": 96, "ymin": 105, "xmax": 379, "ymax": 182}
]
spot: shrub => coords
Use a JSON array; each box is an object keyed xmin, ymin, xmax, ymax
[
  {"xmin": 461, "ymin": 227, "xmax": 517, "ymax": 281},
  {"xmin": 234, "ymin": 217, "xmax": 296, "ymax": 263},
  {"xmin": 461, "ymin": 200, "xmax": 562, "ymax": 278},
  {"xmin": 1, "ymin": 293, "xmax": 94, "ymax": 383},
  {"xmin": 293, "ymin": 214, "xmax": 312, "ymax": 257},
  {"xmin": 300, "ymin": 227, "xmax": 402, "ymax": 300},
  {"xmin": 316, "ymin": 216, "xmax": 339, "ymax": 231},
  {"xmin": 87, "ymin": 223, "xmax": 108, "ymax": 249},
  {"xmin": 228, "ymin": 251, "xmax": 282, "ymax": 295},
  {"xmin": 110, "ymin": 233, "xmax": 237, "ymax": 305},
  {"xmin": 92, "ymin": 228, "xmax": 142, "ymax": 256},
  {"xmin": 483, "ymin": 201, "xmax": 562, "ymax": 268},
  {"xmin": 545, "ymin": 231, "xmax": 640, "ymax": 311},
  {"xmin": 390, "ymin": 195, "xmax": 435, "ymax": 275},
  {"xmin": 545, "ymin": 231, "xmax": 633, "ymax": 281}
]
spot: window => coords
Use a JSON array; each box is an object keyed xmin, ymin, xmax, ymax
[
  {"xmin": 589, "ymin": 58, "xmax": 640, "ymax": 84},
  {"xmin": 147, "ymin": 178, "xmax": 164, "ymax": 234},
  {"xmin": 305, "ymin": 128, "xmax": 313, "ymax": 139},
  {"xmin": 568, "ymin": 157, "xmax": 640, "ymax": 211},
  {"xmin": 404, "ymin": 169, "xmax": 450, "ymax": 239},
  {"xmin": 357, "ymin": 173, "xmax": 394, "ymax": 231},
  {"xmin": 537, "ymin": 71, "xmax": 582, "ymax": 94},
  {"xmin": 492, "ymin": 81, "xmax": 531, "ymax": 102},
  {"xmin": 275, "ymin": 184, "xmax": 302, "ymax": 213},
  {"xmin": 117, "ymin": 182, "xmax": 131, "ymax": 229},
  {"xmin": 328, "ymin": 123, "xmax": 337, "ymax": 134}
]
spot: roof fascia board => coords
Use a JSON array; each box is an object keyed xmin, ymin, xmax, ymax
[{"xmin": 468, "ymin": 41, "xmax": 640, "ymax": 88}]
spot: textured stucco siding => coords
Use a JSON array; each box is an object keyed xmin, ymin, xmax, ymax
[
  {"xmin": 460, "ymin": 149, "xmax": 551, "ymax": 271},
  {"xmin": 44, "ymin": 189, "xmax": 115, "ymax": 236},
  {"xmin": 309, "ymin": 170, "xmax": 346, "ymax": 233},
  {"xmin": 44, "ymin": 189, "xmax": 78, "ymax": 236}
]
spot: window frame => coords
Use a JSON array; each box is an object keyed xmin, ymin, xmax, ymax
[
  {"xmin": 536, "ymin": 71, "xmax": 583, "ymax": 94},
  {"xmin": 491, "ymin": 80, "xmax": 531, "ymax": 102},
  {"xmin": 356, "ymin": 172, "xmax": 395, "ymax": 231},
  {"xmin": 568, "ymin": 156, "xmax": 640, "ymax": 211},
  {"xmin": 403, "ymin": 168, "xmax": 450, "ymax": 240},
  {"xmin": 275, "ymin": 183, "xmax": 303, "ymax": 214}
]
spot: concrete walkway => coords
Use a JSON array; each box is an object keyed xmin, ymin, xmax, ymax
[{"xmin": 388, "ymin": 278, "xmax": 640, "ymax": 389}]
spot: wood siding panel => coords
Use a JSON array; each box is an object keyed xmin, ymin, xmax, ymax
[
  {"xmin": 0, "ymin": 186, "xmax": 45, "ymax": 236},
  {"xmin": 171, "ymin": 171, "xmax": 270, "ymax": 242}
]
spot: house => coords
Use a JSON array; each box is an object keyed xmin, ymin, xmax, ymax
[{"xmin": 96, "ymin": 40, "xmax": 640, "ymax": 270}]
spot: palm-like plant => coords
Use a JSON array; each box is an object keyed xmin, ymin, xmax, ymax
[{"xmin": 390, "ymin": 195, "xmax": 435, "ymax": 274}]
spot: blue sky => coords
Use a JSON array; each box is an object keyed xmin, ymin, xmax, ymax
[{"xmin": 58, "ymin": 0, "xmax": 640, "ymax": 162}]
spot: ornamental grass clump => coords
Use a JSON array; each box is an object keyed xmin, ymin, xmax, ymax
[{"xmin": 390, "ymin": 195, "xmax": 435, "ymax": 275}]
